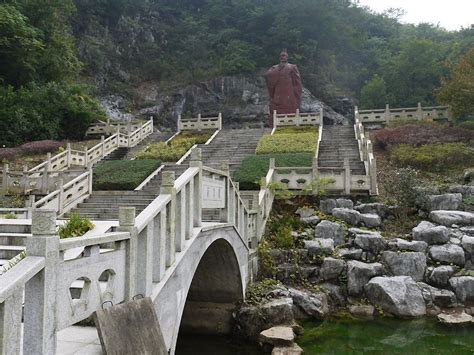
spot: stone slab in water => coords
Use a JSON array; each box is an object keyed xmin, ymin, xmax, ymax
[
  {"xmin": 259, "ymin": 326, "xmax": 295, "ymax": 347},
  {"xmin": 438, "ymin": 312, "xmax": 473, "ymax": 325},
  {"xmin": 93, "ymin": 297, "xmax": 167, "ymax": 355}
]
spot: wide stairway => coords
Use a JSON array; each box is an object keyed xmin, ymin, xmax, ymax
[
  {"xmin": 67, "ymin": 128, "xmax": 268, "ymax": 221},
  {"xmin": 318, "ymin": 125, "xmax": 366, "ymax": 175}
]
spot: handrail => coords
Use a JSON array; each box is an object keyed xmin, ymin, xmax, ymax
[
  {"xmin": 0, "ymin": 256, "xmax": 45, "ymax": 302},
  {"xmin": 59, "ymin": 232, "xmax": 130, "ymax": 251}
]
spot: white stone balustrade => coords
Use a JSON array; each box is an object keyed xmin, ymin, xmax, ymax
[
  {"xmin": 178, "ymin": 113, "xmax": 222, "ymax": 131},
  {"xmin": 85, "ymin": 119, "xmax": 145, "ymax": 136},
  {"xmin": 273, "ymin": 108, "xmax": 323, "ymax": 127},
  {"xmin": 355, "ymin": 103, "xmax": 451, "ymax": 125}
]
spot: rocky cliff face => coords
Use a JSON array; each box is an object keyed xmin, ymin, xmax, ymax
[{"xmin": 101, "ymin": 75, "xmax": 351, "ymax": 130}]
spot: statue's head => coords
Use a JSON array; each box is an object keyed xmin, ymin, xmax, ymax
[{"xmin": 279, "ymin": 50, "xmax": 288, "ymax": 64}]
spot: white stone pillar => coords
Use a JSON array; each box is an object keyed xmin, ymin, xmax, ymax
[
  {"xmin": 118, "ymin": 207, "xmax": 137, "ymax": 299},
  {"xmin": 160, "ymin": 171, "xmax": 176, "ymax": 267},
  {"xmin": 189, "ymin": 148, "xmax": 202, "ymax": 227},
  {"xmin": 23, "ymin": 210, "xmax": 59, "ymax": 355},
  {"xmin": 344, "ymin": 158, "xmax": 351, "ymax": 195}
]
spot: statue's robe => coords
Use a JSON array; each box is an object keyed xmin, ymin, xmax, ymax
[{"xmin": 264, "ymin": 63, "xmax": 302, "ymax": 126}]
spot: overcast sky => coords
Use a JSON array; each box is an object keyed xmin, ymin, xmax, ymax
[{"xmin": 356, "ymin": 0, "xmax": 473, "ymax": 30}]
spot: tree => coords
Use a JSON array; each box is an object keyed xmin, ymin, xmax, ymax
[
  {"xmin": 437, "ymin": 48, "xmax": 474, "ymax": 119},
  {"xmin": 360, "ymin": 74, "xmax": 389, "ymax": 108}
]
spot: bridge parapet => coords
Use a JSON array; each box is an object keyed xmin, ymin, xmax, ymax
[{"xmin": 355, "ymin": 103, "xmax": 451, "ymax": 125}]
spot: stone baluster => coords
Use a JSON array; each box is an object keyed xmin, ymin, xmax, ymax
[
  {"xmin": 57, "ymin": 174, "xmax": 64, "ymax": 214},
  {"xmin": 100, "ymin": 136, "xmax": 105, "ymax": 158},
  {"xmin": 66, "ymin": 143, "xmax": 72, "ymax": 168},
  {"xmin": 23, "ymin": 210, "xmax": 59, "ymax": 355},
  {"xmin": 118, "ymin": 207, "xmax": 137, "ymax": 299},
  {"xmin": 344, "ymin": 158, "xmax": 351, "ymax": 195},
  {"xmin": 0, "ymin": 283, "xmax": 23, "ymax": 354},
  {"xmin": 22, "ymin": 166, "xmax": 28, "ymax": 194},
  {"xmin": 189, "ymin": 148, "xmax": 202, "ymax": 227},
  {"xmin": 161, "ymin": 171, "xmax": 176, "ymax": 267},
  {"xmin": 218, "ymin": 112, "xmax": 223, "ymax": 130},
  {"xmin": 46, "ymin": 153, "xmax": 52, "ymax": 171},
  {"xmin": 417, "ymin": 102, "xmax": 423, "ymax": 120},
  {"xmin": 1, "ymin": 163, "xmax": 8, "ymax": 195},
  {"xmin": 83, "ymin": 146, "xmax": 89, "ymax": 168},
  {"xmin": 384, "ymin": 104, "xmax": 390, "ymax": 122}
]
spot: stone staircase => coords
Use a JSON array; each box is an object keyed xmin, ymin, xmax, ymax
[
  {"xmin": 318, "ymin": 125, "xmax": 366, "ymax": 175},
  {"xmin": 67, "ymin": 128, "xmax": 267, "ymax": 221},
  {"xmin": 182, "ymin": 128, "xmax": 270, "ymax": 177}
]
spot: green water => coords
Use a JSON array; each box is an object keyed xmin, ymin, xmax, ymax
[{"xmin": 299, "ymin": 319, "xmax": 474, "ymax": 355}]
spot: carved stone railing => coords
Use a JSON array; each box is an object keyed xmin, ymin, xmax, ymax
[
  {"xmin": 273, "ymin": 108, "xmax": 323, "ymax": 127},
  {"xmin": 1, "ymin": 165, "xmax": 86, "ymax": 195},
  {"xmin": 86, "ymin": 119, "xmax": 146, "ymax": 136},
  {"xmin": 354, "ymin": 116, "xmax": 378, "ymax": 195},
  {"xmin": 355, "ymin": 103, "xmax": 451, "ymax": 125},
  {"xmin": 27, "ymin": 118, "xmax": 153, "ymax": 175},
  {"xmin": 32, "ymin": 169, "xmax": 93, "ymax": 214},
  {"xmin": 178, "ymin": 113, "xmax": 222, "ymax": 131}
]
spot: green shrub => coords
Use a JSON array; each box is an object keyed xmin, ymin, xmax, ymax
[
  {"xmin": 3, "ymin": 213, "xmax": 17, "ymax": 219},
  {"xmin": 274, "ymin": 225, "xmax": 295, "ymax": 249},
  {"xmin": 135, "ymin": 131, "xmax": 213, "ymax": 162},
  {"xmin": 390, "ymin": 143, "xmax": 474, "ymax": 171},
  {"xmin": 458, "ymin": 120, "xmax": 474, "ymax": 131},
  {"xmin": 93, "ymin": 159, "xmax": 161, "ymax": 190},
  {"xmin": 274, "ymin": 126, "xmax": 318, "ymax": 135},
  {"xmin": 382, "ymin": 167, "xmax": 422, "ymax": 207},
  {"xmin": 235, "ymin": 153, "xmax": 313, "ymax": 190},
  {"xmin": 58, "ymin": 213, "xmax": 94, "ymax": 239},
  {"xmin": 256, "ymin": 130, "xmax": 318, "ymax": 155}
]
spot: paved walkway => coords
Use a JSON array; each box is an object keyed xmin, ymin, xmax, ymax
[{"xmin": 56, "ymin": 326, "xmax": 102, "ymax": 354}]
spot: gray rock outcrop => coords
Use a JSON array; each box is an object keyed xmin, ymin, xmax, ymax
[
  {"xmin": 449, "ymin": 276, "xmax": 474, "ymax": 303},
  {"xmin": 387, "ymin": 238, "xmax": 428, "ymax": 253},
  {"xmin": 429, "ymin": 210, "xmax": 474, "ymax": 226},
  {"xmin": 315, "ymin": 220, "xmax": 346, "ymax": 246},
  {"xmin": 381, "ymin": 251, "xmax": 426, "ymax": 281},
  {"xmin": 412, "ymin": 221, "xmax": 449, "ymax": 244},
  {"xmin": 365, "ymin": 276, "xmax": 426, "ymax": 317},
  {"xmin": 332, "ymin": 208, "xmax": 360, "ymax": 225},
  {"xmin": 287, "ymin": 288, "xmax": 329, "ymax": 319},
  {"xmin": 426, "ymin": 193, "xmax": 463, "ymax": 212},
  {"xmin": 320, "ymin": 257, "xmax": 346, "ymax": 281},
  {"xmin": 347, "ymin": 260, "xmax": 384, "ymax": 296},
  {"xmin": 429, "ymin": 244, "xmax": 465, "ymax": 266},
  {"xmin": 426, "ymin": 266, "xmax": 456, "ymax": 288},
  {"xmin": 304, "ymin": 239, "xmax": 334, "ymax": 256},
  {"xmin": 351, "ymin": 228, "xmax": 387, "ymax": 255},
  {"xmin": 418, "ymin": 282, "xmax": 457, "ymax": 308},
  {"xmin": 359, "ymin": 213, "xmax": 382, "ymax": 228}
]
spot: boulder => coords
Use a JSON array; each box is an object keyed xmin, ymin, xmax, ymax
[
  {"xmin": 461, "ymin": 226, "xmax": 474, "ymax": 237},
  {"xmin": 332, "ymin": 208, "xmax": 360, "ymax": 225},
  {"xmin": 259, "ymin": 326, "xmax": 295, "ymax": 347},
  {"xmin": 437, "ymin": 312, "xmax": 473, "ymax": 325},
  {"xmin": 336, "ymin": 248, "xmax": 363, "ymax": 260},
  {"xmin": 351, "ymin": 228, "xmax": 387, "ymax": 254},
  {"xmin": 449, "ymin": 276, "xmax": 474, "ymax": 303},
  {"xmin": 319, "ymin": 283, "xmax": 347, "ymax": 307},
  {"xmin": 365, "ymin": 276, "xmax": 426, "ymax": 317},
  {"xmin": 429, "ymin": 244, "xmax": 465, "ymax": 266},
  {"xmin": 315, "ymin": 220, "xmax": 346, "ymax": 246},
  {"xmin": 462, "ymin": 235, "xmax": 474, "ymax": 254},
  {"xmin": 464, "ymin": 168, "xmax": 474, "ymax": 183},
  {"xmin": 355, "ymin": 203, "xmax": 392, "ymax": 219},
  {"xmin": 300, "ymin": 216, "xmax": 321, "ymax": 226},
  {"xmin": 304, "ymin": 239, "xmax": 334, "ymax": 256},
  {"xmin": 296, "ymin": 207, "xmax": 315, "ymax": 218},
  {"xmin": 287, "ymin": 288, "xmax": 329, "ymax": 319},
  {"xmin": 448, "ymin": 185, "xmax": 474, "ymax": 197},
  {"xmin": 320, "ymin": 257, "xmax": 346, "ymax": 281},
  {"xmin": 236, "ymin": 298, "xmax": 295, "ymax": 340},
  {"xmin": 426, "ymin": 266, "xmax": 456, "ymax": 288},
  {"xmin": 347, "ymin": 260, "xmax": 384, "ymax": 296},
  {"xmin": 381, "ymin": 251, "xmax": 426, "ymax": 282},
  {"xmin": 387, "ymin": 238, "xmax": 428, "ymax": 253},
  {"xmin": 336, "ymin": 198, "xmax": 354, "ymax": 209},
  {"xmin": 320, "ymin": 199, "xmax": 337, "ymax": 214},
  {"xmin": 418, "ymin": 282, "xmax": 457, "ymax": 308},
  {"xmin": 429, "ymin": 210, "xmax": 474, "ymax": 227},
  {"xmin": 412, "ymin": 221, "xmax": 449, "ymax": 245},
  {"xmin": 348, "ymin": 305, "xmax": 375, "ymax": 319},
  {"xmin": 359, "ymin": 213, "xmax": 382, "ymax": 228},
  {"xmin": 426, "ymin": 193, "xmax": 463, "ymax": 211},
  {"xmin": 271, "ymin": 343, "xmax": 303, "ymax": 355}
]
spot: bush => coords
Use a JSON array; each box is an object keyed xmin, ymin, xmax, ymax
[
  {"xmin": 93, "ymin": 159, "xmax": 162, "ymax": 190},
  {"xmin": 390, "ymin": 143, "xmax": 474, "ymax": 171},
  {"xmin": 374, "ymin": 124, "xmax": 474, "ymax": 149},
  {"xmin": 274, "ymin": 126, "xmax": 318, "ymax": 135},
  {"xmin": 0, "ymin": 148, "xmax": 20, "ymax": 162},
  {"xmin": 235, "ymin": 153, "xmax": 313, "ymax": 190},
  {"xmin": 58, "ymin": 213, "xmax": 94, "ymax": 239},
  {"xmin": 382, "ymin": 167, "xmax": 422, "ymax": 207},
  {"xmin": 458, "ymin": 120, "xmax": 474, "ymax": 131},
  {"xmin": 19, "ymin": 140, "xmax": 64, "ymax": 155},
  {"xmin": 135, "ymin": 131, "xmax": 213, "ymax": 162},
  {"xmin": 256, "ymin": 131, "xmax": 317, "ymax": 154}
]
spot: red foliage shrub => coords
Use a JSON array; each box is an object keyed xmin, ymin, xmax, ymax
[
  {"xmin": 374, "ymin": 124, "xmax": 474, "ymax": 149},
  {"xmin": 0, "ymin": 148, "xmax": 20, "ymax": 162},
  {"xmin": 19, "ymin": 140, "xmax": 65, "ymax": 155}
]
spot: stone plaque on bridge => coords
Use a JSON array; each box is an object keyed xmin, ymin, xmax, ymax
[{"xmin": 93, "ymin": 297, "xmax": 167, "ymax": 355}]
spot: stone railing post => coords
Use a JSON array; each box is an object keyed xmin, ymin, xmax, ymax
[
  {"xmin": 118, "ymin": 207, "xmax": 137, "ymax": 300},
  {"xmin": 161, "ymin": 171, "xmax": 176, "ymax": 267},
  {"xmin": 57, "ymin": 174, "xmax": 64, "ymax": 214},
  {"xmin": 21, "ymin": 166, "xmax": 28, "ymax": 194},
  {"xmin": 273, "ymin": 110, "xmax": 277, "ymax": 128},
  {"xmin": 344, "ymin": 158, "xmax": 351, "ymax": 195},
  {"xmin": 46, "ymin": 153, "xmax": 52, "ymax": 171},
  {"xmin": 83, "ymin": 146, "xmax": 89, "ymax": 168},
  {"xmin": 1, "ymin": 163, "xmax": 8, "ymax": 195},
  {"xmin": 218, "ymin": 112, "xmax": 223, "ymax": 130},
  {"xmin": 23, "ymin": 210, "xmax": 59, "ymax": 355},
  {"xmin": 189, "ymin": 148, "xmax": 202, "ymax": 227},
  {"xmin": 416, "ymin": 102, "xmax": 423, "ymax": 120},
  {"xmin": 295, "ymin": 108, "xmax": 300, "ymax": 126},
  {"xmin": 100, "ymin": 136, "xmax": 105, "ymax": 158},
  {"xmin": 41, "ymin": 167, "xmax": 49, "ymax": 194},
  {"xmin": 219, "ymin": 160, "xmax": 232, "ymax": 223},
  {"xmin": 66, "ymin": 143, "xmax": 72, "ymax": 168},
  {"xmin": 384, "ymin": 104, "xmax": 390, "ymax": 122}
]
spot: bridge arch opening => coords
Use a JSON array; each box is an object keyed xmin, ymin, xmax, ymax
[{"xmin": 177, "ymin": 238, "xmax": 244, "ymax": 338}]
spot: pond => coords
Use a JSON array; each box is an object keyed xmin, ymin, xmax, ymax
[{"xmin": 299, "ymin": 318, "xmax": 474, "ymax": 354}]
